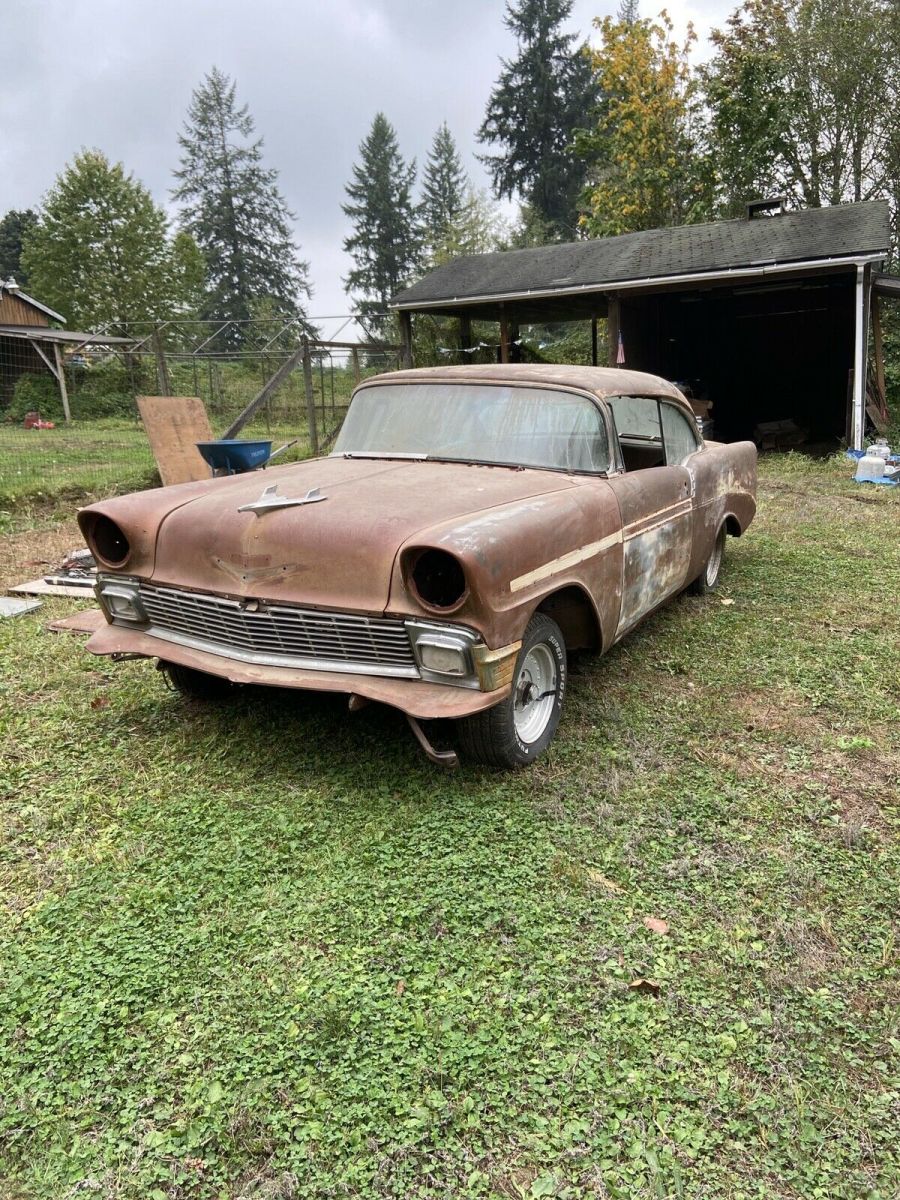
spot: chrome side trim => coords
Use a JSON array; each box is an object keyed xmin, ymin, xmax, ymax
[{"xmin": 509, "ymin": 530, "xmax": 623, "ymax": 593}]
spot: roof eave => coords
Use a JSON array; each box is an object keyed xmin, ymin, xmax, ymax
[{"xmin": 390, "ymin": 251, "xmax": 888, "ymax": 311}]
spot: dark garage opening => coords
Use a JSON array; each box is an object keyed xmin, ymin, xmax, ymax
[{"xmin": 619, "ymin": 271, "xmax": 856, "ymax": 442}]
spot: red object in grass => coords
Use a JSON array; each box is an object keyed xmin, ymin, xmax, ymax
[{"xmin": 23, "ymin": 411, "xmax": 55, "ymax": 430}]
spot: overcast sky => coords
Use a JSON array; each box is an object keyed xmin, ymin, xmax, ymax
[{"xmin": 1, "ymin": 0, "xmax": 731, "ymax": 338}]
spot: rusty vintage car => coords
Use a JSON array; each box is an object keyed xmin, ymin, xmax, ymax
[{"xmin": 78, "ymin": 365, "xmax": 756, "ymax": 768}]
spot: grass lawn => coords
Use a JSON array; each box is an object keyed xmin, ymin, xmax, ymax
[
  {"xmin": 0, "ymin": 455, "xmax": 898, "ymax": 1199},
  {"xmin": 0, "ymin": 402, "xmax": 346, "ymax": 508}
]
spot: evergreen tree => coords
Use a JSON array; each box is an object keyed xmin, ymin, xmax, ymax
[
  {"xmin": 421, "ymin": 123, "xmax": 469, "ymax": 258},
  {"xmin": 173, "ymin": 67, "xmax": 311, "ymax": 335},
  {"xmin": 0, "ymin": 209, "xmax": 39, "ymax": 287},
  {"xmin": 617, "ymin": 0, "xmax": 640, "ymax": 23},
  {"xmin": 421, "ymin": 124, "xmax": 505, "ymax": 263},
  {"xmin": 478, "ymin": 0, "xmax": 599, "ymax": 240},
  {"xmin": 342, "ymin": 113, "xmax": 421, "ymax": 336},
  {"xmin": 21, "ymin": 150, "xmax": 201, "ymax": 328}
]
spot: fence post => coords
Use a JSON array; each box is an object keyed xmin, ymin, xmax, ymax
[
  {"xmin": 153, "ymin": 326, "xmax": 171, "ymax": 396},
  {"xmin": 302, "ymin": 337, "xmax": 319, "ymax": 457},
  {"xmin": 52, "ymin": 343, "xmax": 72, "ymax": 424}
]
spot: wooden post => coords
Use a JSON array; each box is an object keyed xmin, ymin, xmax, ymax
[
  {"xmin": 459, "ymin": 314, "xmax": 472, "ymax": 352},
  {"xmin": 351, "ymin": 346, "xmax": 360, "ymax": 386},
  {"xmin": 52, "ymin": 343, "xmax": 72, "ymax": 424},
  {"xmin": 590, "ymin": 317, "xmax": 598, "ymax": 366},
  {"xmin": 153, "ymin": 327, "xmax": 172, "ymax": 396},
  {"xmin": 398, "ymin": 311, "xmax": 413, "ymax": 369},
  {"xmin": 499, "ymin": 310, "xmax": 510, "ymax": 363},
  {"xmin": 302, "ymin": 337, "xmax": 319, "ymax": 457},
  {"xmin": 509, "ymin": 321, "xmax": 520, "ymax": 362}
]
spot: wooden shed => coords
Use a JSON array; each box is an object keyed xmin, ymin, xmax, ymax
[
  {"xmin": 0, "ymin": 281, "xmax": 134, "ymax": 421},
  {"xmin": 391, "ymin": 200, "xmax": 892, "ymax": 449}
]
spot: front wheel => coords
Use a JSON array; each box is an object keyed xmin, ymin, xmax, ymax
[
  {"xmin": 689, "ymin": 523, "xmax": 726, "ymax": 595},
  {"xmin": 456, "ymin": 613, "xmax": 567, "ymax": 768}
]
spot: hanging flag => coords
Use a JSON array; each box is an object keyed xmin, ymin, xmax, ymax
[{"xmin": 616, "ymin": 329, "xmax": 626, "ymax": 365}]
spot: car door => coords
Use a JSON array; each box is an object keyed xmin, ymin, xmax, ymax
[{"xmin": 605, "ymin": 395, "xmax": 695, "ymax": 639}]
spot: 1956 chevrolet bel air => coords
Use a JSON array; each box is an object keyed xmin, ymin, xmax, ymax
[{"xmin": 78, "ymin": 364, "xmax": 756, "ymax": 768}]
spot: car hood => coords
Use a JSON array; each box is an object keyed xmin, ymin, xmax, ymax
[{"xmin": 149, "ymin": 456, "xmax": 577, "ymax": 611}]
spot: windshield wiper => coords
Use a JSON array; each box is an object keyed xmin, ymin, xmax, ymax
[{"xmin": 334, "ymin": 451, "xmax": 428, "ymax": 461}]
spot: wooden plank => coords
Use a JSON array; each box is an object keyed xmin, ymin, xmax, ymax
[
  {"xmin": 866, "ymin": 400, "xmax": 888, "ymax": 433},
  {"xmin": 136, "ymin": 395, "xmax": 213, "ymax": 486},
  {"xmin": 871, "ymin": 294, "xmax": 887, "ymax": 415},
  {"xmin": 221, "ymin": 347, "xmax": 305, "ymax": 439}
]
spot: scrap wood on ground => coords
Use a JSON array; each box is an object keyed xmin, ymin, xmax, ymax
[{"xmin": 0, "ymin": 452, "xmax": 897, "ymax": 1200}]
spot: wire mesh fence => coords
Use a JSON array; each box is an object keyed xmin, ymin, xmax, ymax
[{"xmin": 0, "ymin": 320, "xmax": 401, "ymax": 507}]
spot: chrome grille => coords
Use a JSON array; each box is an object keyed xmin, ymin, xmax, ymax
[{"xmin": 137, "ymin": 582, "xmax": 418, "ymax": 677}]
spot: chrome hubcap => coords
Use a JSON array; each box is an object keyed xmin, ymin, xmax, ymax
[
  {"xmin": 706, "ymin": 529, "xmax": 724, "ymax": 585},
  {"xmin": 513, "ymin": 643, "xmax": 558, "ymax": 743}
]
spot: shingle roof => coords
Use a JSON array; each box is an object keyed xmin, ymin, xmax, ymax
[{"xmin": 392, "ymin": 201, "xmax": 891, "ymax": 309}]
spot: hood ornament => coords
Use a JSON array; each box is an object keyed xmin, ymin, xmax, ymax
[{"xmin": 237, "ymin": 483, "xmax": 326, "ymax": 516}]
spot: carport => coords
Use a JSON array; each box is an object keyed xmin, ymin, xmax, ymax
[{"xmin": 391, "ymin": 200, "xmax": 891, "ymax": 449}]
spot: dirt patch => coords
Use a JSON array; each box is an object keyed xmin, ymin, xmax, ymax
[{"xmin": 0, "ymin": 517, "xmax": 83, "ymax": 591}]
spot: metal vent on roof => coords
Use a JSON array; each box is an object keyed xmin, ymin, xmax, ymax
[{"xmin": 746, "ymin": 197, "xmax": 786, "ymax": 220}]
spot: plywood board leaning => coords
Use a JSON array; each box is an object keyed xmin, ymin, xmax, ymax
[{"xmin": 136, "ymin": 396, "xmax": 214, "ymax": 486}]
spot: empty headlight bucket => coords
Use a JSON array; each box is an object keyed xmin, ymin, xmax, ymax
[
  {"xmin": 406, "ymin": 621, "xmax": 480, "ymax": 687},
  {"xmin": 97, "ymin": 577, "xmax": 147, "ymax": 624},
  {"xmin": 82, "ymin": 513, "xmax": 131, "ymax": 567},
  {"xmin": 407, "ymin": 548, "xmax": 468, "ymax": 611}
]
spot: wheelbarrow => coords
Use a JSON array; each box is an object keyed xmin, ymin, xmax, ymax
[{"xmin": 196, "ymin": 438, "xmax": 299, "ymax": 476}]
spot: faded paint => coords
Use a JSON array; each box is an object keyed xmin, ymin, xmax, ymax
[{"xmin": 77, "ymin": 364, "xmax": 757, "ymax": 721}]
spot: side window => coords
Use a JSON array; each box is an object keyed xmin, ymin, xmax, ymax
[
  {"xmin": 607, "ymin": 395, "xmax": 664, "ymax": 472},
  {"xmin": 660, "ymin": 403, "xmax": 700, "ymax": 466}
]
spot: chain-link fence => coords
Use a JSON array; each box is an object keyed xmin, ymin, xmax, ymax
[{"xmin": 0, "ymin": 320, "xmax": 401, "ymax": 508}]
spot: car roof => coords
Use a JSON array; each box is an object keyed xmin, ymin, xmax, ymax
[{"xmin": 356, "ymin": 363, "xmax": 689, "ymax": 406}]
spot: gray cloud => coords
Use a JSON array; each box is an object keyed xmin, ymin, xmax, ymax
[{"xmin": 0, "ymin": 0, "xmax": 731, "ymax": 337}]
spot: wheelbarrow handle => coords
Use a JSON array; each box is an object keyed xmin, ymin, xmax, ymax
[{"xmin": 265, "ymin": 439, "xmax": 299, "ymax": 465}]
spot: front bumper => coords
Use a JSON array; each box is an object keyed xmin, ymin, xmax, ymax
[{"xmin": 84, "ymin": 624, "xmax": 514, "ymax": 720}]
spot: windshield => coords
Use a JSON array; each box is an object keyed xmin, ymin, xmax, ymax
[{"xmin": 333, "ymin": 382, "xmax": 610, "ymax": 473}]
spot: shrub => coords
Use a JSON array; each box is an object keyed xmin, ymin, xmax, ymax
[
  {"xmin": 5, "ymin": 374, "xmax": 61, "ymax": 421},
  {"xmin": 5, "ymin": 360, "xmax": 143, "ymax": 422}
]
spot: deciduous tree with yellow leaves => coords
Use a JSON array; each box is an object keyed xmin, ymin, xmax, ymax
[{"xmin": 574, "ymin": 10, "xmax": 713, "ymax": 237}]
